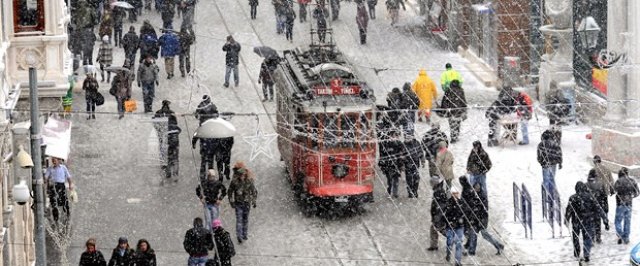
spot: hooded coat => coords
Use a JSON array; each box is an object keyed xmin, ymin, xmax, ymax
[
  {"xmin": 356, "ymin": 3, "xmax": 369, "ymax": 30},
  {"xmin": 430, "ymin": 180, "xmax": 449, "ymax": 230},
  {"xmin": 440, "ymin": 82, "xmax": 467, "ymax": 118},
  {"xmin": 421, "ymin": 127, "xmax": 448, "ymax": 160},
  {"xmin": 213, "ymin": 226, "xmax": 236, "ymax": 262},
  {"xmin": 122, "ymin": 28, "xmax": 140, "ymax": 54},
  {"xmin": 592, "ymin": 163, "xmax": 614, "ymax": 195},
  {"xmin": 466, "ymin": 142, "xmax": 492, "ymax": 175},
  {"xmin": 195, "ymin": 96, "xmax": 219, "ymax": 125},
  {"xmin": 196, "ymin": 179, "xmax": 227, "ymax": 204},
  {"xmin": 111, "ymin": 72, "xmax": 132, "ymax": 98},
  {"xmin": 566, "ymin": 181, "xmax": 605, "ymax": 227},
  {"xmin": 460, "ymin": 176, "xmax": 487, "ymax": 231},
  {"xmin": 183, "ymin": 224, "xmax": 214, "ymax": 257},
  {"xmin": 614, "ymin": 170, "xmax": 639, "ymax": 207},
  {"xmin": 412, "ymin": 70, "xmax": 437, "ymax": 111}
]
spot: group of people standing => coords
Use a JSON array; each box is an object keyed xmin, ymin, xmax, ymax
[{"xmin": 79, "ymin": 237, "xmax": 156, "ymax": 266}]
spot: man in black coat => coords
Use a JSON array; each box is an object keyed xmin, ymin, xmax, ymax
[
  {"xmin": 421, "ymin": 122, "xmax": 448, "ymax": 178},
  {"xmin": 403, "ymin": 137, "xmax": 423, "ymax": 198},
  {"xmin": 614, "ymin": 167, "xmax": 639, "ymax": 244},
  {"xmin": 565, "ymin": 181, "xmax": 607, "ymax": 261},
  {"xmin": 192, "ymin": 135, "xmax": 217, "ymax": 182},
  {"xmin": 485, "ymin": 87, "xmax": 518, "ymax": 146},
  {"xmin": 108, "ymin": 237, "xmax": 135, "ymax": 266},
  {"xmin": 537, "ymin": 129, "xmax": 563, "ymax": 202},
  {"xmin": 400, "ymin": 82, "xmax": 419, "ymax": 136},
  {"xmin": 378, "ymin": 131, "xmax": 403, "ymax": 198},
  {"xmin": 444, "ymin": 187, "xmax": 465, "ymax": 266},
  {"xmin": 195, "ymin": 95, "xmax": 219, "ymax": 125},
  {"xmin": 222, "ymin": 36, "xmax": 241, "ymax": 88},
  {"xmin": 586, "ymin": 169, "xmax": 608, "ymax": 243},
  {"xmin": 183, "ymin": 217, "xmax": 214, "ymax": 265},
  {"xmin": 216, "ymin": 137, "xmax": 234, "ymax": 181},
  {"xmin": 212, "ymin": 221, "xmax": 235, "ymax": 266},
  {"xmin": 196, "ymin": 170, "xmax": 227, "ymax": 229},
  {"xmin": 439, "ymin": 80, "xmax": 466, "ymax": 143},
  {"xmin": 460, "ymin": 177, "xmax": 503, "ymax": 256},
  {"xmin": 386, "ymin": 87, "xmax": 405, "ymax": 132},
  {"xmin": 466, "ymin": 141, "xmax": 492, "ymax": 196},
  {"xmin": 122, "ymin": 26, "xmax": 139, "ymax": 69},
  {"xmin": 428, "ymin": 176, "xmax": 448, "ymax": 251}
]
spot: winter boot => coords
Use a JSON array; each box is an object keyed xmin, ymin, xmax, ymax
[
  {"xmin": 91, "ymin": 113, "xmax": 96, "ymax": 119},
  {"xmin": 87, "ymin": 113, "xmax": 92, "ymax": 120}
]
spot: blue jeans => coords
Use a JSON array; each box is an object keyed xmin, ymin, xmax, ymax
[
  {"xmin": 520, "ymin": 119, "xmax": 529, "ymax": 144},
  {"xmin": 572, "ymin": 223, "xmax": 594, "ymax": 258},
  {"xmin": 470, "ymin": 174, "xmax": 487, "ymax": 196},
  {"xmin": 116, "ymin": 96, "xmax": 126, "ymax": 115},
  {"xmin": 615, "ymin": 205, "xmax": 632, "ymax": 242},
  {"xmin": 446, "ymin": 227, "xmax": 464, "ymax": 264},
  {"xmin": 141, "ymin": 82, "xmax": 155, "ymax": 111},
  {"xmin": 235, "ymin": 203, "xmax": 250, "ymax": 239},
  {"xmin": 203, "ymin": 203, "xmax": 220, "ymax": 231},
  {"xmin": 468, "ymin": 229, "xmax": 502, "ymax": 254},
  {"xmin": 542, "ymin": 165, "xmax": 557, "ymax": 198},
  {"xmin": 224, "ymin": 65, "xmax": 239, "ymax": 86},
  {"xmin": 187, "ymin": 256, "xmax": 208, "ymax": 266}
]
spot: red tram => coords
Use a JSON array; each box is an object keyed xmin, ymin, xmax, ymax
[{"xmin": 274, "ymin": 41, "xmax": 377, "ymax": 214}]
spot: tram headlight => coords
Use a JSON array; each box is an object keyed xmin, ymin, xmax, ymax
[{"xmin": 332, "ymin": 164, "xmax": 349, "ymax": 179}]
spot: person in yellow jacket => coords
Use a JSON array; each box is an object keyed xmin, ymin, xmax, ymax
[
  {"xmin": 412, "ymin": 69, "xmax": 438, "ymax": 122},
  {"xmin": 440, "ymin": 63, "xmax": 463, "ymax": 92}
]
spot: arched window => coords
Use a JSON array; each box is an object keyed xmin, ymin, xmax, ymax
[{"xmin": 13, "ymin": 0, "xmax": 45, "ymax": 33}]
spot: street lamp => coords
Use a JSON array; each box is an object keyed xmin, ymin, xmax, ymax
[{"xmin": 577, "ymin": 16, "xmax": 602, "ymax": 50}]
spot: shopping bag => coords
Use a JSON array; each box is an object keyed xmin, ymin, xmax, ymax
[
  {"xmin": 69, "ymin": 189, "xmax": 78, "ymax": 203},
  {"xmin": 95, "ymin": 92, "xmax": 105, "ymax": 106},
  {"xmin": 124, "ymin": 99, "xmax": 137, "ymax": 112}
]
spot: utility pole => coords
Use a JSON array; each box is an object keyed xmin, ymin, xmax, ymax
[{"xmin": 29, "ymin": 67, "xmax": 47, "ymax": 265}]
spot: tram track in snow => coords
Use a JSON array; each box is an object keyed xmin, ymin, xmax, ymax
[{"xmin": 206, "ymin": 0, "xmax": 390, "ymax": 264}]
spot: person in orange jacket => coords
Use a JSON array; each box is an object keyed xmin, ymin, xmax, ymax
[{"xmin": 412, "ymin": 69, "xmax": 438, "ymax": 122}]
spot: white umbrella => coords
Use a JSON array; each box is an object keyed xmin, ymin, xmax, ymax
[
  {"xmin": 111, "ymin": 1, "xmax": 134, "ymax": 9},
  {"xmin": 196, "ymin": 118, "xmax": 237, "ymax": 138}
]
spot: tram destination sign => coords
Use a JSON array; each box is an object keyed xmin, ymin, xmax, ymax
[{"xmin": 313, "ymin": 79, "xmax": 361, "ymax": 96}]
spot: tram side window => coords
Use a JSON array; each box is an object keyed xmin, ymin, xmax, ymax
[
  {"xmin": 340, "ymin": 114, "xmax": 356, "ymax": 148},
  {"xmin": 309, "ymin": 114, "xmax": 320, "ymax": 150},
  {"xmin": 323, "ymin": 114, "xmax": 339, "ymax": 149},
  {"xmin": 358, "ymin": 113, "xmax": 372, "ymax": 149},
  {"xmin": 293, "ymin": 112, "xmax": 307, "ymax": 141}
]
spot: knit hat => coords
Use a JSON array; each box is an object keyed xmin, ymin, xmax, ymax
[
  {"xmin": 162, "ymin": 100, "xmax": 171, "ymax": 106},
  {"xmin": 118, "ymin": 237, "xmax": 128, "ymax": 244},
  {"xmin": 212, "ymin": 219, "xmax": 222, "ymax": 228}
]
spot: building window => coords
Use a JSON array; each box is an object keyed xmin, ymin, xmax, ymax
[{"xmin": 13, "ymin": 0, "xmax": 45, "ymax": 33}]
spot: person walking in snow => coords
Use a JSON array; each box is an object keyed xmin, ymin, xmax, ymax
[
  {"xmin": 122, "ymin": 26, "xmax": 140, "ymax": 69},
  {"xmin": 284, "ymin": 5, "xmax": 296, "ymax": 42},
  {"xmin": 158, "ymin": 26, "xmax": 180, "ymax": 79},
  {"xmin": 537, "ymin": 129, "xmax": 562, "ymax": 200},
  {"xmin": 466, "ymin": 141, "xmax": 491, "ymax": 196},
  {"xmin": 108, "ymin": 237, "xmax": 135, "ymax": 266},
  {"xmin": 329, "ymin": 0, "xmax": 340, "ymax": 20},
  {"xmin": 439, "ymin": 79, "xmax": 466, "ymax": 143},
  {"xmin": 212, "ymin": 219, "xmax": 236, "ymax": 266},
  {"xmin": 378, "ymin": 130, "xmax": 403, "ymax": 198},
  {"xmin": 444, "ymin": 187, "xmax": 465, "ymax": 266},
  {"xmin": 179, "ymin": 26, "xmax": 195, "ymax": 77},
  {"xmin": 192, "ymin": 134, "xmax": 217, "ymax": 181},
  {"xmin": 566, "ymin": 181, "xmax": 608, "ymax": 262},
  {"xmin": 249, "ymin": 0, "xmax": 259, "ymax": 19},
  {"xmin": 428, "ymin": 175, "xmax": 448, "ymax": 251},
  {"xmin": 400, "ymin": 82, "xmax": 419, "ymax": 136},
  {"xmin": 196, "ymin": 170, "xmax": 227, "ymax": 229},
  {"xmin": 83, "ymin": 72, "xmax": 100, "ymax": 120},
  {"xmin": 183, "ymin": 217, "xmax": 214, "ymax": 265},
  {"xmin": 366, "ymin": 0, "xmax": 377, "ymax": 19},
  {"xmin": 515, "ymin": 89, "xmax": 533, "ymax": 145},
  {"xmin": 460, "ymin": 176, "xmax": 503, "ymax": 256},
  {"xmin": 180, "ymin": 0, "xmax": 197, "ymax": 30},
  {"xmin": 97, "ymin": 35, "xmax": 114, "ymax": 83},
  {"xmin": 385, "ymin": 0, "xmax": 399, "ymax": 26},
  {"xmin": 403, "ymin": 137, "xmax": 424, "ymax": 198},
  {"xmin": 79, "ymin": 238, "xmax": 107, "ymax": 266},
  {"xmin": 355, "ymin": 0, "xmax": 369, "ymax": 45},
  {"xmin": 421, "ymin": 122, "xmax": 448, "ymax": 178},
  {"xmin": 614, "ymin": 167, "xmax": 639, "ymax": 245},
  {"xmin": 586, "ymin": 168, "xmax": 608, "ymax": 244},
  {"xmin": 112, "ymin": 7, "xmax": 126, "ymax": 47},
  {"xmin": 435, "ymin": 141, "xmax": 455, "ymax": 187},
  {"xmin": 298, "ymin": 0, "xmax": 310, "ymax": 22},
  {"xmin": 132, "ymin": 239, "xmax": 156, "ymax": 266},
  {"xmin": 222, "ymin": 36, "xmax": 241, "ymax": 88},
  {"xmin": 160, "ymin": 0, "xmax": 176, "ymax": 29},
  {"xmin": 411, "ymin": 69, "xmax": 437, "ymax": 123},
  {"xmin": 194, "ymin": 95, "xmax": 219, "ymax": 125},
  {"xmin": 137, "ymin": 55, "xmax": 160, "ymax": 113},
  {"xmin": 440, "ymin": 63, "xmax": 463, "ymax": 92},
  {"xmin": 110, "ymin": 69, "xmax": 131, "ymax": 120},
  {"xmin": 258, "ymin": 60, "xmax": 275, "ymax": 101},
  {"xmin": 227, "ymin": 162, "xmax": 258, "ymax": 243},
  {"xmin": 217, "ymin": 137, "xmax": 234, "ymax": 181},
  {"xmin": 313, "ymin": 3, "xmax": 329, "ymax": 42}
]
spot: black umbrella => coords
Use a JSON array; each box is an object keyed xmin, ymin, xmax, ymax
[{"xmin": 253, "ymin": 46, "xmax": 278, "ymax": 59}]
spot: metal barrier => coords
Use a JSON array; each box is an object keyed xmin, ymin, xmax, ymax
[
  {"xmin": 513, "ymin": 182, "xmax": 533, "ymax": 239},
  {"xmin": 541, "ymin": 184, "xmax": 562, "ymax": 238}
]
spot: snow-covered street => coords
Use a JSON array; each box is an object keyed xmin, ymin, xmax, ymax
[{"xmin": 53, "ymin": 0, "xmax": 638, "ymax": 265}]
